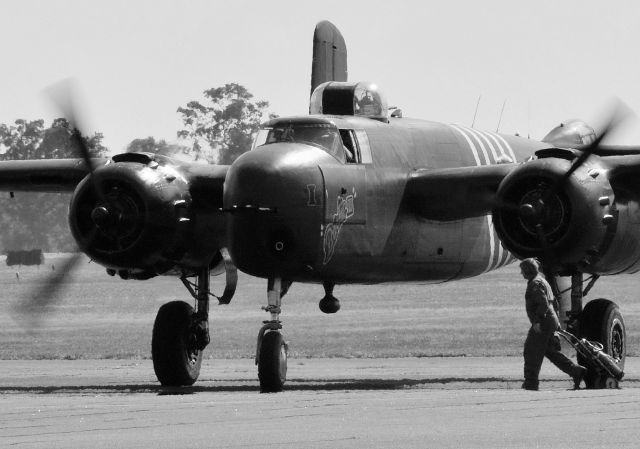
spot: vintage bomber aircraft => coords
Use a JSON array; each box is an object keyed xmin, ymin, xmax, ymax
[{"xmin": 2, "ymin": 21, "xmax": 635, "ymax": 391}]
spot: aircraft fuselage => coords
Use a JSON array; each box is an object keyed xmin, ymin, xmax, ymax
[{"xmin": 224, "ymin": 115, "xmax": 549, "ymax": 284}]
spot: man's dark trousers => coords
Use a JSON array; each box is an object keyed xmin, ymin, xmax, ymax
[{"xmin": 523, "ymin": 315, "xmax": 580, "ymax": 389}]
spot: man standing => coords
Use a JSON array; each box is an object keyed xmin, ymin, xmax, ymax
[{"xmin": 520, "ymin": 258, "xmax": 587, "ymax": 390}]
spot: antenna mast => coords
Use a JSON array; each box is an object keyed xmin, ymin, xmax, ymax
[
  {"xmin": 471, "ymin": 95, "xmax": 481, "ymax": 128},
  {"xmin": 496, "ymin": 99, "xmax": 507, "ymax": 132}
]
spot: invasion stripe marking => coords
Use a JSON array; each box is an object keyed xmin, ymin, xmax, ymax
[
  {"xmin": 494, "ymin": 133, "xmax": 517, "ymax": 163},
  {"xmin": 495, "ymin": 228, "xmax": 504, "ymax": 270},
  {"xmin": 498, "ymin": 240, "xmax": 510, "ymax": 267},
  {"xmin": 449, "ymin": 125, "xmax": 481, "ymax": 166},
  {"xmin": 489, "ymin": 216, "xmax": 505, "ymax": 272},
  {"xmin": 456, "ymin": 126, "xmax": 491, "ymax": 165},
  {"xmin": 484, "ymin": 214, "xmax": 496, "ymax": 273},
  {"xmin": 465, "ymin": 127, "xmax": 499, "ymax": 164},
  {"xmin": 466, "ymin": 129, "xmax": 492, "ymax": 165},
  {"xmin": 481, "ymin": 130, "xmax": 509, "ymax": 161},
  {"xmin": 452, "ymin": 124, "xmax": 514, "ymax": 272},
  {"xmin": 497, "ymin": 249, "xmax": 516, "ymax": 268}
]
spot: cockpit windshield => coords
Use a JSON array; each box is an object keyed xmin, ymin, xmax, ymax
[{"xmin": 253, "ymin": 123, "xmax": 345, "ymax": 162}]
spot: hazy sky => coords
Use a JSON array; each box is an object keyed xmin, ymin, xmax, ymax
[{"xmin": 2, "ymin": 0, "xmax": 640, "ymax": 153}]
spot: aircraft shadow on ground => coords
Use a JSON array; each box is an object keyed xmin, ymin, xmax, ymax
[{"xmin": 0, "ymin": 377, "xmax": 532, "ymax": 395}]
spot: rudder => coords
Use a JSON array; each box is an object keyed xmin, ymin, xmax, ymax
[{"xmin": 311, "ymin": 21, "xmax": 348, "ymax": 96}]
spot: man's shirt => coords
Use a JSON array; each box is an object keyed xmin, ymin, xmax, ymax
[{"xmin": 525, "ymin": 274, "xmax": 554, "ymax": 325}]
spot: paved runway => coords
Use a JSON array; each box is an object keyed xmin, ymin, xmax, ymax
[{"xmin": 2, "ymin": 358, "xmax": 640, "ymax": 448}]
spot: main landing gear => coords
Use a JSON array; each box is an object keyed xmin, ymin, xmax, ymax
[
  {"xmin": 565, "ymin": 273, "xmax": 626, "ymax": 389},
  {"xmin": 151, "ymin": 259, "xmax": 238, "ymax": 387},
  {"xmin": 256, "ymin": 277, "xmax": 290, "ymax": 393}
]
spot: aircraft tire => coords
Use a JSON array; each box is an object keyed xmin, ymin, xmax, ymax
[
  {"xmin": 578, "ymin": 298, "xmax": 625, "ymax": 389},
  {"xmin": 152, "ymin": 300, "xmax": 203, "ymax": 386},
  {"xmin": 258, "ymin": 331, "xmax": 287, "ymax": 393}
]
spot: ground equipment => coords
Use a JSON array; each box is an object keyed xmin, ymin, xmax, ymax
[{"xmin": 556, "ymin": 328, "xmax": 624, "ymax": 389}]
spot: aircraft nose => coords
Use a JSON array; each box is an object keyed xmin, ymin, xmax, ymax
[{"xmin": 224, "ymin": 143, "xmax": 327, "ymax": 278}]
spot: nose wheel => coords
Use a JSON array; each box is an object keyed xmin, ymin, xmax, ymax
[
  {"xmin": 258, "ymin": 329, "xmax": 288, "ymax": 392},
  {"xmin": 256, "ymin": 277, "xmax": 290, "ymax": 392}
]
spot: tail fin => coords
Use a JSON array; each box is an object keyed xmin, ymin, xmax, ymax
[{"xmin": 310, "ymin": 21, "xmax": 347, "ymax": 96}]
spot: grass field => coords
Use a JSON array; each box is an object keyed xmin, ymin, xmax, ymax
[{"xmin": 0, "ymin": 254, "xmax": 639, "ymax": 359}]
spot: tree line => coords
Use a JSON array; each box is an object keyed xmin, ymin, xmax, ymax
[{"xmin": 0, "ymin": 83, "xmax": 274, "ymax": 253}]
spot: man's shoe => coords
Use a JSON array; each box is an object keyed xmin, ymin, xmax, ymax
[
  {"xmin": 572, "ymin": 366, "xmax": 587, "ymax": 390},
  {"xmin": 521, "ymin": 382, "xmax": 538, "ymax": 391}
]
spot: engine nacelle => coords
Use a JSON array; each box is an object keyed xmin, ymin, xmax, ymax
[
  {"xmin": 69, "ymin": 153, "xmax": 226, "ymax": 278},
  {"xmin": 493, "ymin": 154, "xmax": 615, "ymax": 273},
  {"xmin": 542, "ymin": 119, "xmax": 596, "ymax": 148}
]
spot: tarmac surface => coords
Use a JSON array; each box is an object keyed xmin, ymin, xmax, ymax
[{"xmin": 2, "ymin": 357, "xmax": 640, "ymax": 448}]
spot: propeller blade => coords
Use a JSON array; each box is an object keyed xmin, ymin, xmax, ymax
[
  {"xmin": 11, "ymin": 253, "xmax": 85, "ymax": 331},
  {"xmin": 44, "ymin": 79, "xmax": 94, "ymax": 167},
  {"xmin": 546, "ymin": 98, "xmax": 633, "ymax": 201},
  {"xmin": 531, "ymin": 100, "xmax": 634, "ymax": 276},
  {"xmin": 43, "ymin": 79, "xmax": 104, "ymax": 200},
  {"xmin": 12, "ymin": 81, "xmax": 106, "ymax": 330},
  {"xmin": 490, "ymin": 197, "xmax": 522, "ymax": 215},
  {"xmin": 498, "ymin": 100, "xmax": 633, "ymax": 222}
]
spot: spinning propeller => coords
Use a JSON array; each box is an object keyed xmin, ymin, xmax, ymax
[
  {"xmin": 12, "ymin": 80, "xmax": 224, "ymax": 329},
  {"xmin": 11, "ymin": 80, "xmax": 102, "ymax": 328},
  {"xmin": 495, "ymin": 98, "xmax": 633, "ymax": 276}
]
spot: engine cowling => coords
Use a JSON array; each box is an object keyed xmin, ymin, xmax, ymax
[
  {"xmin": 493, "ymin": 154, "xmax": 616, "ymax": 273},
  {"xmin": 69, "ymin": 153, "xmax": 226, "ymax": 278},
  {"xmin": 541, "ymin": 119, "xmax": 597, "ymax": 148}
]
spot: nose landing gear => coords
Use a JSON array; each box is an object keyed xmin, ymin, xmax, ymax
[{"xmin": 256, "ymin": 277, "xmax": 290, "ymax": 393}]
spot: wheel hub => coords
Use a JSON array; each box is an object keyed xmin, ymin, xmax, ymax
[{"xmin": 611, "ymin": 318, "xmax": 625, "ymax": 361}]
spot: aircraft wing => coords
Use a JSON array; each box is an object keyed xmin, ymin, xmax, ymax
[
  {"xmin": 0, "ymin": 158, "xmax": 100, "ymax": 192},
  {"xmin": 602, "ymin": 153, "xmax": 640, "ymax": 176},
  {"xmin": 404, "ymin": 163, "xmax": 515, "ymax": 221}
]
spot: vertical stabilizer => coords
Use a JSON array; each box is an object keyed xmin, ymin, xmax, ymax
[{"xmin": 311, "ymin": 21, "xmax": 347, "ymax": 96}]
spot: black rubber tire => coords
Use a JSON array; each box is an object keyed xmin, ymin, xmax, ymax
[
  {"xmin": 578, "ymin": 298, "xmax": 626, "ymax": 389},
  {"xmin": 152, "ymin": 301, "xmax": 203, "ymax": 386},
  {"xmin": 258, "ymin": 331, "xmax": 287, "ymax": 393},
  {"xmin": 593, "ymin": 376, "xmax": 619, "ymax": 389}
]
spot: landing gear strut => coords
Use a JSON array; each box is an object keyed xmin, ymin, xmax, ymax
[
  {"xmin": 566, "ymin": 273, "xmax": 626, "ymax": 389},
  {"xmin": 256, "ymin": 277, "xmax": 290, "ymax": 392},
  {"xmin": 151, "ymin": 267, "xmax": 211, "ymax": 386}
]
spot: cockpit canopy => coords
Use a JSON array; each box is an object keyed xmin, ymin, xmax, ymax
[
  {"xmin": 252, "ymin": 118, "xmax": 348, "ymax": 162},
  {"xmin": 310, "ymin": 81, "xmax": 388, "ymax": 121}
]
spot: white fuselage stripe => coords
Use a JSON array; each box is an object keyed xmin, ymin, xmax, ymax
[
  {"xmin": 449, "ymin": 125, "xmax": 481, "ymax": 166},
  {"xmin": 451, "ymin": 124, "xmax": 515, "ymax": 272},
  {"xmin": 484, "ymin": 214, "xmax": 496, "ymax": 272},
  {"xmin": 495, "ymin": 227, "xmax": 504, "ymax": 269},
  {"xmin": 494, "ymin": 133, "xmax": 517, "ymax": 163},
  {"xmin": 458, "ymin": 126, "xmax": 491, "ymax": 165},
  {"xmin": 481, "ymin": 130, "xmax": 509, "ymax": 160},
  {"xmin": 465, "ymin": 127, "xmax": 499, "ymax": 163}
]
